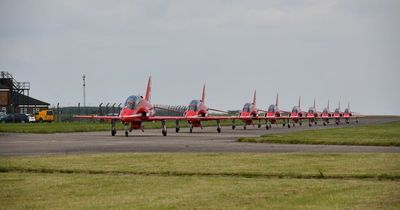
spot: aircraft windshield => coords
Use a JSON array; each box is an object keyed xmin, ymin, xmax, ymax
[
  {"xmin": 323, "ymin": 108, "xmax": 329, "ymax": 113},
  {"xmin": 308, "ymin": 108, "xmax": 314, "ymax": 113},
  {"xmin": 268, "ymin": 105, "xmax": 276, "ymax": 112},
  {"xmin": 188, "ymin": 100, "xmax": 200, "ymax": 112},
  {"xmin": 124, "ymin": 95, "xmax": 141, "ymax": 109},
  {"xmin": 292, "ymin": 107, "xmax": 299, "ymax": 113},
  {"xmin": 242, "ymin": 103, "xmax": 251, "ymax": 112},
  {"xmin": 334, "ymin": 108, "xmax": 340, "ymax": 113},
  {"xmin": 344, "ymin": 108, "xmax": 350, "ymax": 113}
]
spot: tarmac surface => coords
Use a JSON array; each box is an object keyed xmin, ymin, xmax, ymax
[{"xmin": 0, "ymin": 117, "xmax": 399, "ymax": 156}]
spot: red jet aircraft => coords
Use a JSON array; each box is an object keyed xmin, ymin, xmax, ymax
[
  {"xmin": 320, "ymin": 100, "xmax": 332, "ymax": 126},
  {"xmin": 287, "ymin": 96, "xmax": 307, "ymax": 128},
  {"xmin": 264, "ymin": 94, "xmax": 290, "ymax": 130},
  {"xmin": 306, "ymin": 98, "xmax": 319, "ymax": 127},
  {"xmin": 343, "ymin": 102, "xmax": 359, "ymax": 124},
  {"xmin": 233, "ymin": 90, "xmax": 264, "ymax": 130},
  {"xmin": 181, "ymin": 84, "xmax": 232, "ymax": 133},
  {"xmin": 74, "ymin": 77, "xmax": 231, "ymax": 137}
]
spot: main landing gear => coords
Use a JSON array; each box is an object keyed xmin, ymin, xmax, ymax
[
  {"xmin": 111, "ymin": 120, "xmax": 117, "ymax": 136},
  {"xmin": 175, "ymin": 120, "xmax": 180, "ymax": 133},
  {"xmin": 161, "ymin": 120, "xmax": 167, "ymax": 136},
  {"xmin": 217, "ymin": 120, "xmax": 221, "ymax": 133}
]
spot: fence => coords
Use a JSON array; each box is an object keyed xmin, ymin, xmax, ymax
[{"xmin": 51, "ymin": 103, "xmax": 188, "ymax": 122}]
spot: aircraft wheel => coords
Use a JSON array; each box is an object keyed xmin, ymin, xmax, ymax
[
  {"xmin": 232, "ymin": 125, "xmax": 236, "ymax": 130},
  {"xmin": 266, "ymin": 125, "xmax": 269, "ymax": 130},
  {"xmin": 162, "ymin": 129, "xmax": 167, "ymax": 136},
  {"xmin": 111, "ymin": 129, "xmax": 116, "ymax": 136},
  {"xmin": 288, "ymin": 124, "xmax": 291, "ymax": 128},
  {"xmin": 190, "ymin": 128, "xmax": 193, "ymax": 133},
  {"xmin": 309, "ymin": 123, "xmax": 312, "ymax": 127},
  {"xmin": 243, "ymin": 125, "xmax": 247, "ymax": 130},
  {"xmin": 293, "ymin": 123, "xmax": 295, "ymax": 127},
  {"xmin": 356, "ymin": 120, "xmax": 359, "ymax": 124},
  {"xmin": 323, "ymin": 122, "xmax": 326, "ymax": 126},
  {"xmin": 217, "ymin": 127, "xmax": 221, "ymax": 133},
  {"xmin": 336, "ymin": 122, "xmax": 339, "ymax": 125},
  {"xmin": 282, "ymin": 124, "xmax": 285, "ymax": 127},
  {"xmin": 175, "ymin": 128, "xmax": 180, "ymax": 133},
  {"xmin": 269, "ymin": 124, "xmax": 272, "ymax": 129},
  {"xmin": 258, "ymin": 124, "xmax": 261, "ymax": 128},
  {"xmin": 299, "ymin": 122, "xmax": 302, "ymax": 126},
  {"xmin": 125, "ymin": 131, "xmax": 128, "ymax": 137},
  {"xmin": 315, "ymin": 121, "xmax": 317, "ymax": 125}
]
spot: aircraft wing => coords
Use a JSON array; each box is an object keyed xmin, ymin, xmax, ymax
[
  {"xmin": 73, "ymin": 115, "xmax": 122, "ymax": 120},
  {"xmin": 186, "ymin": 115, "xmax": 234, "ymax": 121},
  {"xmin": 147, "ymin": 116, "xmax": 188, "ymax": 121}
]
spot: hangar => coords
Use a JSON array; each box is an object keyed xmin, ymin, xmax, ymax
[{"xmin": 0, "ymin": 71, "xmax": 49, "ymax": 114}]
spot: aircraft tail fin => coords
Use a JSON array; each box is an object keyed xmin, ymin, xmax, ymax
[
  {"xmin": 201, "ymin": 84, "xmax": 205, "ymax": 103},
  {"xmin": 327, "ymin": 100, "xmax": 330, "ymax": 110},
  {"xmin": 298, "ymin": 96, "xmax": 301, "ymax": 108},
  {"xmin": 275, "ymin": 93, "xmax": 279, "ymax": 107},
  {"xmin": 252, "ymin": 90, "xmax": 256, "ymax": 105},
  {"xmin": 338, "ymin": 100, "xmax": 341, "ymax": 110},
  {"xmin": 313, "ymin": 97, "xmax": 316, "ymax": 109},
  {"xmin": 348, "ymin": 102, "xmax": 350, "ymax": 110},
  {"xmin": 145, "ymin": 76, "xmax": 152, "ymax": 102}
]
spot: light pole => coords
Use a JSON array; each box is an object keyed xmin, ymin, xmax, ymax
[{"xmin": 82, "ymin": 74, "xmax": 86, "ymax": 107}]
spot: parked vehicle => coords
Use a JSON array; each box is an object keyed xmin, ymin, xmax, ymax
[
  {"xmin": 0, "ymin": 113, "xmax": 29, "ymax": 123},
  {"xmin": 35, "ymin": 110, "xmax": 55, "ymax": 122},
  {"xmin": 26, "ymin": 114, "xmax": 36, "ymax": 123}
]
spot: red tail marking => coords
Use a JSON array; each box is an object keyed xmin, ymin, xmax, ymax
[
  {"xmin": 201, "ymin": 84, "xmax": 205, "ymax": 103},
  {"xmin": 145, "ymin": 76, "xmax": 152, "ymax": 102},
  {"xmin": 252, "ymin": 90, "xmax": 256, "ymax": 105}
]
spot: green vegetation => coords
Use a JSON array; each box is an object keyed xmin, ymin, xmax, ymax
[
  {"xmin": 1, "ymin": 153, "xmax": 399, "ymax": 209},
  {"xmin": 1, "ymin": 153, "xmax": 399, "ymax": 179},
  {"xmin": 239, "ymin": 121, "xmax": 400, "ymax": 146},
  {"xmin": 2, "ymin": 172, "xmax": 399, "ymax": 210},
  {"xmin": 0, "ymin": 119, "xmax": 237, "ymax": 133}
]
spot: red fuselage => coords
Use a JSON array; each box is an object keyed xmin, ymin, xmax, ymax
[
  {"xmin": 240, "ymin": 103, "xmax": 257, "ymax": 125},
  {"xmin": 184, "ymin": 99, "xmax": 208, "ymax": 127}
]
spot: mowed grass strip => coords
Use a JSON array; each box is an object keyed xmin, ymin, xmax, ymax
[
  {"xmin": 239, "ymin": 121, "xmax": 400, "ymax": 146},
  {"xmin": 0, "ymin": 120, "xmax": 236, "ymax": 133},
  {"xmin": 1, "ymin": 172, "xmax": 399, "ymax": 210},
  {"xmin": 1, "ymin": 153, "xmax": 399, "ymax": 180}
]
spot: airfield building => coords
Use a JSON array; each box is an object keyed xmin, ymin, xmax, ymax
[{"xmin": 0, "ymin": 71, "xmax": 49, "ymax": 114}]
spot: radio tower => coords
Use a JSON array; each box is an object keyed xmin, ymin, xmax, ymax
[{"xmin": 82, "ymin": 74, "xmax": 86, "ymax": 107}]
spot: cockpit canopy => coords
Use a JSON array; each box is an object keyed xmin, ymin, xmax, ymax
[
  {"xmin": 292, "ymin": 106, "xmax": 299, "ymax": 113},
  {"xmin": 308, "ymin": 107, "xmax": 315, "ymax": 113},
  {"xmin": 323, "ymin": 108, "xmax": 329, "ymax": 113},
  {"xmin": 242, "ymin": 103, "xmax": 251, "ymax": 112},
  {"xmin": 268, "ymin": 105, "xmax": 276, "ymax": 112},
  {"xmin": 188, "ymin": 100, "xmax": 201, "ymax": 112},
  {"xmin": 334, "ymin": 108, "xmax": 341, "ymax": 113},
  {"xmin": 124, "ymin": 95, "xmax": 142, "ymax": 109},
  {"xmin": 344, "ymin": 108, "xmax": 350, "ymax": 113}
]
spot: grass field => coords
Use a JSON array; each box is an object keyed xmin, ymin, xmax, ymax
[
  {"xmin": 0, "ymin": 119, "xmax": 237, "ymax": 133},
  {"xmin": 1, "ymin": 153, "xmax": 400, "ymax": 209},
  {"xmin": 239, "ymin": 121, "xmax": 400, "ymax": 146}
]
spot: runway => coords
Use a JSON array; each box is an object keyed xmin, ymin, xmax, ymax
[{"xmin": 0, "ymin": 117, "xmax": 399, "ymax": 156}]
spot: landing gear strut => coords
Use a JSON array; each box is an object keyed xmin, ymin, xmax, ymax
[
  {"xmin": 217, "ymin": 120, "xmax": 221, "ymax": 133},
  {"xmin": 232, "ymin": 120, "xmax": 236, "ymax": 130},
  {"xmin": 161, "ymin": 120, "xmax": 167, "ymax": 136},
  {"xmin": 175, "ymin": 120, "xmax": 180, "ymax": 133},
  {"xmin": 111, "ymin": 120, "xmax": 116, "ymax": 136},
  {"xmin": 124, "ymin": 124, "xmax": 129, "ymax": 137}
]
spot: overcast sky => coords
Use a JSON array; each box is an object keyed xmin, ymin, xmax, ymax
[{"xmin": 1, "ymin": 0, "xmax": 399, "ymax": 114}]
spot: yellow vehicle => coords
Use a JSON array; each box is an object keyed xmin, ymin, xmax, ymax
[{"xmin": 35, "ymin": 110, "xmax": 55, "ymax": 123}]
